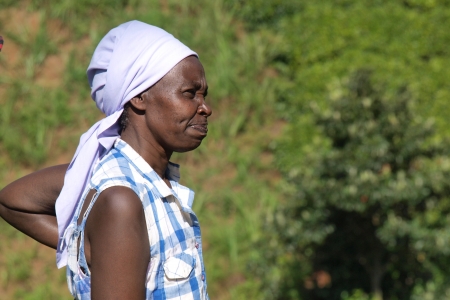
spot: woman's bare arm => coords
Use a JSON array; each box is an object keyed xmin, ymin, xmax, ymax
[
  {"xmin": 86, "ymin": 186, "xmax": 150, "ymax": 299},
  {"xmin": 0, "ymin": 164, "xmax": 68, "ymax": 249}
]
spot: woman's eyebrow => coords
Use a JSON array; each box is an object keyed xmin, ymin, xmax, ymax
[
  {"xmin": 182, "ymin": 81, "xmax": 200, "ymax": 88},
  {"xmin": 193, "ymin": 82, "xmax": 203, "ymax": 89},
  {"xmin": 183, "ymin": 82, "xmax": 207, "ymax": 94},
  {"xmin": 189, "ymin": 81, "xmax": 207, "ymax": 89}
]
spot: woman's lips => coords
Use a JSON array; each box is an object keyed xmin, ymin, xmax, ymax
[{"xmin": 189, "ymin": 124, "xmax": 208, "ymax": 134}]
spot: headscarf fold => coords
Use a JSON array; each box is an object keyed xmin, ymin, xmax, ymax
[{"xmin": 55, "ymin": 20, "xmax": 197, "ymax": 268}]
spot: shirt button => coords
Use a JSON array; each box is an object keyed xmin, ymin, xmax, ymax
[{"xmin": 195, "ymin": 243, "xmax": 199, "ymax": 249}]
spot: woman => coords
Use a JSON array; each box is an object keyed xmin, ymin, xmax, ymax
[{"xmin": 0, "ymin": 20, "xmax": 211, "ymax": 299}]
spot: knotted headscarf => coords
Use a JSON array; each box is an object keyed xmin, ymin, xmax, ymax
[{"xmin": 55, "ymin": 20, "xmax": 197, "ymax": 268}]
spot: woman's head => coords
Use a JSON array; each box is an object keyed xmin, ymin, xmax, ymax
[{"xmin": 89, "ymin": 20, "xmax": 209, "ymax": 152}]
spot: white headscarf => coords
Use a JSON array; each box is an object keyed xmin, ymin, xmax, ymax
[{"xmin": 55, "ymin": 20, "xmax": 197, "ymax": 268}]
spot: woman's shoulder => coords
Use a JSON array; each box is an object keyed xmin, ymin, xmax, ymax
[{"xmin": 93, "ymin": 186, "xmax": 143, "ymax": 217}]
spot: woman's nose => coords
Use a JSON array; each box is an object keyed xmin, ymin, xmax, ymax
[{"xmin": 198, "ymin": 99, "xmax": 212, "ymax": 117}]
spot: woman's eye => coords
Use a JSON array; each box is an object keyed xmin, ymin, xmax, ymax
[{"xmin": 183, "ymin": 90, "xmax": 196, "ymax": 98}]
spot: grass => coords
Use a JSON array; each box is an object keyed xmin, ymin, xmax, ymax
[
  {"xmin": 3, "ymin": 1, "xmax": 450, "ymax": 299},
  {"xmin": 0, "ymin": 219, "xmax": 70, "ymax": 299},
  {"xmin": 0, "ymin": 0, "xmax": 283, "ymax": 298}
]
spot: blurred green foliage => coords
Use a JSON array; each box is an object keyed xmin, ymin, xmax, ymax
[
  {"xmin": 262, "ymin": 71, "xmax": 450, "ymax": 299},
  {"xmin": 223, "ymin": 1, "xmax": 450, "ymax": 299},
  {"xmin": 1, "ymin": 0, "xmax": 450, "ymax": 299}
]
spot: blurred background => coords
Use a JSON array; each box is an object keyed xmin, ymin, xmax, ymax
[{"xmin": 1, "ymin": 0, "xmax": 450, "ymax": 299}]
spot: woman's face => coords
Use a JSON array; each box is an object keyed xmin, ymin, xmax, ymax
[{"xmin": 139, "ymin": 56, "xmax": 212, "ymax": 153}]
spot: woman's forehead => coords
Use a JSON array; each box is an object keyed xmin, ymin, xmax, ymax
[
  {"xmin": 173, "ymin": 56, "xmax": 204, "ymax": 74},
  {"xmin": 160, "ymin": 56, "xmax": 206, "ymax": 86}
]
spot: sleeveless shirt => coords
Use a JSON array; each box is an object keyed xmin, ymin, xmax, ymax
[{"xmin": 65, "ymin": 138, "xmax": 209, "ymax": 299}]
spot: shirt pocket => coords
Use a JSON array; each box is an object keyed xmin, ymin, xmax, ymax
[{"xmin": 163, "ymin": 249, "xmax": 196, "ymax": 280}]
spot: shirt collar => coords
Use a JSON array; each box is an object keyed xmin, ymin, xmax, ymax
[{"xmin": 114, "ymin": 138, "xmax": 194, "ymax": 211}]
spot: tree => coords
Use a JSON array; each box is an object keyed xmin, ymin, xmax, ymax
[{"xmin": 266, "ymin": 70, "xmax": 450, "ymax": 300}]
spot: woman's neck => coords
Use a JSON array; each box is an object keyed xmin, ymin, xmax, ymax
[{"xmin": 120, "ymin": 127, "xmax": 173, "ymax": 183}]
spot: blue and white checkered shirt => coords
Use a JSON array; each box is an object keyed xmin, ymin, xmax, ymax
[{"xmin": 66, "ymin": 138, "xmax": 209, "ymax": 299}]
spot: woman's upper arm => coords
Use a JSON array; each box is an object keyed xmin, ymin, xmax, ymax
[
  {"xmin": 0, "ymin": 164, "xmax": 68, "ymax": 249},
  {"xmin": 87, "ymin": 186, "xmax": 150, "ymax": 300},
  {"xmin": 0, "ymin": 164, "xmax": 68, "ymax": 214}
]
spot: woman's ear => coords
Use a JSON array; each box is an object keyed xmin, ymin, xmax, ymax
[{"xmin": 128, "ymin": 94, "xmax": 146, "ymax": 111}]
